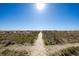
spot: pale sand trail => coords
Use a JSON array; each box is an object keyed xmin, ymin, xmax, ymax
[
  {"xmin": 31, "ymin": 32, "xmax": 46, "ymax": 56},
  {"xmin": 46, "ymin": 43, "xmax": 79, "ymax": 55}
]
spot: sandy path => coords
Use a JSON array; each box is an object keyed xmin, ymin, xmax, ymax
[
  {"xmin": 46, "ymin": 43, "xmax": 79, "ymax": 55},
  {"xmin": 31, "ymin": 32, "xmax": 46, "ymax": 56}
]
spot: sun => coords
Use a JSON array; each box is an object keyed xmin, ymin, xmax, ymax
[{"xmin": 36, "ymin": 3, "xmax": 45, "ymax": 11}]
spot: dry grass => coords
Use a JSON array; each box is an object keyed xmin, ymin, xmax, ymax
[
  {"xmin": 43, "ymin": 31, "xmax": 79, "ymax": 45},
  {"xmin": 0, "ymin": 31, "xmax": 39, "ymax": 46},
  {"xmin": 0, "ymin": 49, "xmax": 29, "ymax": 56},
  {"xmin": 0, "ymin": 31, "xmax": 79, "ymax": 56},
  {"xmin": 50, "ymin": 46, "xmax": 79, "ymax": 56}
]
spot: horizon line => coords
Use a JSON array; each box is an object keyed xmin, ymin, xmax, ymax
[{"xmin": 0, "ymin": 29, "xmax": 79, "ymax": 31}]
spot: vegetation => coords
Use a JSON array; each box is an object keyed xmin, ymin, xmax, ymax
[
  {"xmin": 0, "ymin": 49, "xmax": 29, "ymax": 56},
  {"xmin": 43, "ymin": 31, "xmax": 79, "ymax": 45},
  {"xmin": 0, "ymin": 31, "xmax": 79, "ymax": 56},
  {"xmin": 0, "ymin": 31, "xmax": 39, "ymax": 45},
  {"xmin": 50, "ymin": 46, "xmax": 79, "ymax": 56}
]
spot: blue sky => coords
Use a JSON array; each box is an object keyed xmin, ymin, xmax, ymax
[{"xmin": 0, "ymin": 3, "xmax": 79, "ymax": 30}]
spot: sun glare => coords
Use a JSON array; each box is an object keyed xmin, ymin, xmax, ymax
[{"xmin": 36, "ymin": 3, "xmax": 45, "ymax": 11}]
